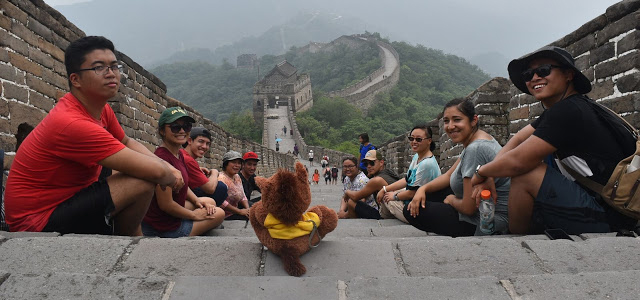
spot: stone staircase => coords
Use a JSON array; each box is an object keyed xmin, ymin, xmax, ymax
[{"xmin": 1, "ymin": 176, "xmax": 640, "ymax": 299}]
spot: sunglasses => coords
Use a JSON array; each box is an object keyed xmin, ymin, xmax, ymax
[
  {"xmin": 407, "ymin": 136, "xmax": 429, "ymax": 143},
  {"xmin": 364, "ymin": 160, "xmax": 376, "ymax": 167},
  {"xmin": 521, "ymin": 64, "xmax": 563, "ymax": 82},
  {"xmin": 167, "ymin": 122, "xmax": 192, "ymax": 133}
]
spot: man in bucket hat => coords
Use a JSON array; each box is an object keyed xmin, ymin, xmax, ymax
[{"xmin": 471, "ymin": 46, "xmax": 636, "ymax": 235}]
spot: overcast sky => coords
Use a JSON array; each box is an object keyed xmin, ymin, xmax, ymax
[{"xmin": 43, "ymin": 0, "xmax": 622, "ymax": 75}]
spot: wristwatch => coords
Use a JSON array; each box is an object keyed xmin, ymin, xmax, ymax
[
  {"xmin": 475, "ymin": 164, "xmax": 487, "ymax": 180},
  {"xmin": 393, "ymin": 192, "xmax": 400, "ymax": 201}
]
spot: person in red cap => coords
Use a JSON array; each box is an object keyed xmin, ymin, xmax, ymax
[{"xmin": 240, "ymin": 151, "xmax": 262, "ymax": 204}]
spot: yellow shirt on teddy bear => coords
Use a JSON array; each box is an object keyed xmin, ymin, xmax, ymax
[{"xmin": 264, "ymin": 212, "xmax": 320, "ymax": 240}]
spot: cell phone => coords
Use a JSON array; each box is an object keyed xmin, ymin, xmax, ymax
[{"xmin": 544, "ymin": 228, "xmax": 573, "ymax": 241}]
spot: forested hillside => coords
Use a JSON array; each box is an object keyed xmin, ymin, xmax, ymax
[
  {"xmin": 151, "ymin": 41, "xmax": 380, "ymax": 123},
  {"xmin": 295, "ymin": 41, "xmax": 491, "ymax": 155}
]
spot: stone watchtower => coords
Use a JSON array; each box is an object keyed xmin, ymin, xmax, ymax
[{"xmin": 252, "ymin": 60, "xmax": 313, "ymax": 122}]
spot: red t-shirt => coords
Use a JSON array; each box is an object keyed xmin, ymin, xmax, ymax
[
  {"xmin": 5, "ymin": 93, "xmax": 125, "ymax": 231},
  {"xmin": 143, "ymin": 147, "xmax": 189, "ymax": 232},
  {"xmin": 180, "ymin": 149, "xmax": 208, "ymax": 189}
]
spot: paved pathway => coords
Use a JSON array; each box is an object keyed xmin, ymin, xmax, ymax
[
  {"xmin": 266, "ymin": 105, "xmax": 296, "ymax": 154},
  {"xmin": 1, "ymin": 159, "xmax": 639, "ymax": 299},
  {"xmin": 350, "ymin": 43, "xmax": 398, "ymax": 95}
]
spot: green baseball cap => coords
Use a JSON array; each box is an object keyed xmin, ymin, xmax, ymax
[{"xmin": 158, "ymin": 107, "xmax": 195, "ymax": 127}]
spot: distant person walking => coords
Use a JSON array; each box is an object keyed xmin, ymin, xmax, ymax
[
  {"xmin": 308, "ymin": 149, "xmax": 314, "ymax": 166},
  {"xmin": 283, "ymin": 126, "xmax": 287, "ymax": 135},
  {"xmin": 293, "ymin": 144, "xmax": 299, "ymax": 156},
  {"xmin": 312, "ymin": 169, "xmax": 320, "ymax": 185},
  {"xmin": 358, "ymin": 133, "xmax": 375, "ymax": 176},
  {"xmin": 275, "ymin": 141, "xmax": 280, "ymax": 152},
  {"xmin": 331, "ymin": 165, "xmax": 339, "ymax": 184}
]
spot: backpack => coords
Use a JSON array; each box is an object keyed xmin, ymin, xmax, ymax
[{"xmin": 559, "ymin": 100, "xmax": 640, "ymax": 219}]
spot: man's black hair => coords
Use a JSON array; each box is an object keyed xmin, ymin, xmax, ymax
[
  {"xmin": 359, "ymin": 133, "xmax": 369, "ymax": 143},
  {"xmin": 64, "ymin": 36, "xmax": 116, "ymax": 86}
]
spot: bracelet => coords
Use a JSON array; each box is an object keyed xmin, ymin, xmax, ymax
[
  {"xmin": 383, "ymin": 186, "xmax": 388, "ymax": 193},
  {"xmin": 475, "ymin": 164, "xmax": 487, "ymax": 180}
]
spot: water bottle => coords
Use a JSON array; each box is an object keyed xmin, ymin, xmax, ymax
[{"xmin": 478, "ymin": 190, "xmax": 495, "ymax": 235}]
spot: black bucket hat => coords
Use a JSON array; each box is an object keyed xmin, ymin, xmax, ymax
[{"xmin": 508, "ymin": 46, "xmax": 591, "ymax": 95}]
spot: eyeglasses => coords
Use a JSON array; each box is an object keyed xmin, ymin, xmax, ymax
[
  {"xmin": 167, "ymin": 122, "xmax": 192, "ymax": 133},
  {"xmin": 521, "ymin": 64, "xmax": 563, "ymax": 82},
  {"xmin": 407, "ymin": 136, "xmax": 429, "ymax": 143},
  {"xmin": 342, "ymin": 164, "xmax": 356, "ymax": 169},
  {"xmin": 77, "ymin": 64, "xmax": 122, "ymax": 76},
  {"xmin": 364, "ymin": 160, "xmax": 376, "ymax": 167}
]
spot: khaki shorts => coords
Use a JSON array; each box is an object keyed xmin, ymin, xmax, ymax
[{"xmin": 379, "ymin": 200, "xmax": 408, "ymax": 223}]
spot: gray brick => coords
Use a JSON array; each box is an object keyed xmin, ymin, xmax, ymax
[
  {"xmin": 118, "ymin": 237, "xmax": 263, "ymax": 277},
  {"xmin": 522, "ymin": 237, "xmax": 640, "ymax": 274},
  {"xmin": 0, "ymin": 237, "xmax": 130, "ymax": 275},
  {"xmin": 0, "ymin": 272, "xmax": 168, "ymax": 300},
  {"xmin": 170, "ymin": 276, "xmax": 338, "ymax": 300},
  {"xmin": 264, "ymin": 238, "xmax": 399, "ymax": 277},
  {"xmin": 400, "ymin": 237, "xmax": 544, "ymax": 279},
  {"xmin": 509, "ymin": 270, "xmax": 640, "ymax": 299},
  {"xmin": 347, "ymin": 276, "xmax": 510, "ymax": 300}
]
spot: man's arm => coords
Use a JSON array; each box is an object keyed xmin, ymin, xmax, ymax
[
  {"xmin": 345, "ymin": 177, "xmax": 387, "ymax": 202},
  {"xmin": 478, "ymin": 134, "xmax": 555, "ymax": 179},
  {"xmin": 494, "ymin": 125, "xmax": 535, "ymax": 159},
  {"xmin": 99, "ymin": 148, "xmax": 177, "ymax": 188},
  {"xmin": 121, "ymin": 135, "xmax": 155, "ymax": 157},
  {"xmin": 198, "ymin": 169, "xmax": 220, "ymax": 194}
]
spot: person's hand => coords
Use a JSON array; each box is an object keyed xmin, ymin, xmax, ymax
[
  {"xmin": 470, "ymin": 172, "xmax": 487, "ymax": 186},
  {"xmin": 160, "ymin": 165, "xmax": 184, "ymax": 191},
  {"xmin": 383, "ymin": 191, "xmax": 395, "ymax": 203},
  {"xmin": 239, "ymin": 208, "xmax": 250, "ymax": 218},
  {"xmin": 471, "ymin": 178, "xmax": 497, "ymax": 207},
  {"xmin": 205, "ymin": 203, "xmax": 217, "ymax": 215},
  {"xmin": 408, "ymin": 193, "xmax": 426, "ymax": 217},
  {"xmin": 192, "ymin": 208, "xmax": 216, "ymax": 221},
  {"xmin": 443, "ymin": 194, "xmax": 456, "ymax": 206},
  {"xmin": 200, "ymin": 167, "xmax": 211, "ymax": 177},
  {"xmin": 376, "ymin": 189, "xmax": 385, "ymax": 204}
]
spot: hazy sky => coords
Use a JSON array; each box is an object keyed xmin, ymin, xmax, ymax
[{"xmin": 43, "ymin": 0, "xmax": 622, "ymax": 75}]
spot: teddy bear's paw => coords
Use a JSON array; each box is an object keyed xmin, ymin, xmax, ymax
[{"xmin": 282, "ymin": 253, "xmax": 306, "ymax": 277}]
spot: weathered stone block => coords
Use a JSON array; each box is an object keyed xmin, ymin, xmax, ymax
[
  {"xmin": 28, "ymin": 46, "xmax": 53, "ymax": 69},
  {"xmin": 600, "ymin": 94, "xmax": 637, "ymax": 114},
  {"xmin": 597, "ymin": 11, "xmax": 639, "ymax": 47},
  {"xmin": 616, "ymin": 72, "xmax": 640, "ymax": 93},
  {"xmin": 509, "ymin": 106, "xmax": 529, "ymax": 121},
  {"xmin": 0, "ymin": 63, "xmax": 19, "ymax": 82},
  {"xmin": 475, "ymin": 93, "xmax": 511, "ymax": 104},
  {"xmin": 588, "ymin": 78, "xmax": 614, "ymax": 100},
  {"xmin": 0, "ymin": 30, "xmax": 28, "ymax": 57},
  {"xmin": 37, "ymin": 36, "xmax": 65, "ymax": 62},
  {"xmin": 530, "ymin": 102, "xmax": 544, "ymax": 118},
  {"xmin": 9, "ymin": 52, "xmax": 42, "ymax": 77},
  {"xmin": 8, "ymin": 101, "xmax": 45, "ymax": 133},
  {"xmin": 0, "ymin": 11, "xmax": 11, "ymax": 30},
  {"xmin": 566, "ymin": 33, "xmax": 595, "ymax": 57},
  {"xmin": 26, "ymin": 73, "xmax": 57, "ymax": 98},
  {"xmin": 0, "ymin": 48, "xmax": 9, "ymax": 63},
  {"xmin": 29, "ymin": 91, "xmax": 55, "ymax": 112},
  {"xmin": 583, "ymin": 66, "xmax": 595, "ymax": 82},
  {"xmin": 618, "ymin": 30, "xmax": 639, "ymax": 54},
  {"xmin": 10, "ymin": 19, "xmax": 38, "ymax": 47},
  {"xmin": 2, "ymin": 81, "xmax": 28, "ymax": 102},
  {"xmin": 510, "ymin": 119, "xmax": 531, "ymax": 133},
  {"xmin": 26, "ymin": 16, "xmax": 52, "ymax": 43},
  {"xmin": 50, "ymin": 31, "xmax": 70, "ymax": 51},
  {"xmin": 594, "ymin": 51, "xmax": 639, "ymax": 79},
  {"xmin": 0, "ymin": 135, "xmax": 16, "ymax": 152},
  {"xmin": 1, "ymin": 1, "xmax": 28, "ymax": 25},
  {"xmin": 0, "ymin": 98, "xmax": 8, "ymax": 117},
  {"xmin": 589, "ymin": 42, "xmax": 615, "ymax": 65},
  {"xmin": 574, "ymin": 54, "xmax": 590, "ymax": 71}
]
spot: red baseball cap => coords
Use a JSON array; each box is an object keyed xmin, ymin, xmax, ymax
[{"xmin": 242, "ymin": 151, "xmax": 260, "ymax": 161}]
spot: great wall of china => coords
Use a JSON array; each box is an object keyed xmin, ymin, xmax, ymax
[{"xmin": 1, "ymin": 0, "xmax": 639, "ymax": 181}]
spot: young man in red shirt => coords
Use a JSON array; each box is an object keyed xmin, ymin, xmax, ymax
[
  {"xmin": 5, "ymin": 36, "xmax": 182, "ymax": 235},
  {"xmin": 182, "ymin": 127, "xmax": 228, "ymax": 205}
]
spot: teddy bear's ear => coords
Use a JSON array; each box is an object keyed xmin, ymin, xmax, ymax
[
  {"xmin": 295, "ymin": 162, "xmax": 307, "ymax": 182},
  {"xmin": 255, "ymin": 176, "xmax": 268, "ymax": 190}
]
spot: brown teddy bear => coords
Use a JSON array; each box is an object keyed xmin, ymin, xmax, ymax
[{"xmin": 249, "ymin": 162, "xmax": 338, "ymax": 276}]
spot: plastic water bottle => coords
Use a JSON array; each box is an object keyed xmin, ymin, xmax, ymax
[{"xmin": 478, "ymin": 190, "xmax": 495, "ymax": 235}]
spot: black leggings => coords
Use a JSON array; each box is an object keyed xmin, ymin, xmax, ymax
[{"xmin": 403, "ymin": 187, "xmax": 476, "ymax": 237}]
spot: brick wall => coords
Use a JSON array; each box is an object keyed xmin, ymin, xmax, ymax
[
  {"xmin": 378, "ymin": 0, "xmax": 640, "ymax": 175},
  {"xmin": 0, "ymin": 0, "xmax": 293, "ymax": 177}
]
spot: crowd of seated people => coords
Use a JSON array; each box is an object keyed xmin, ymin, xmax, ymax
[{"xmin": 2, "ymin": 35, "xmax": 637, "ymax": 237}]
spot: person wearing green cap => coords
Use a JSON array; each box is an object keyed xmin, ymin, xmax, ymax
[
  {"xmin": 142, "ymin": 107, "xmax": 225, "ymax": 237},
  {"xmin": 5, "ymin": 36, "xmax": 182, "ymax": 236}
]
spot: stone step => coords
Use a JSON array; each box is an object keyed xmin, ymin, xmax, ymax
[{"xmin": 2, "ymin": 270, "xmax": 640, "ymax": 300}]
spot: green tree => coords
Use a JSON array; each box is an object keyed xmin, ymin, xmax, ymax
[{"xmin": 220, "ymin": 111, "xmax": 262, "ymax": 143}]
